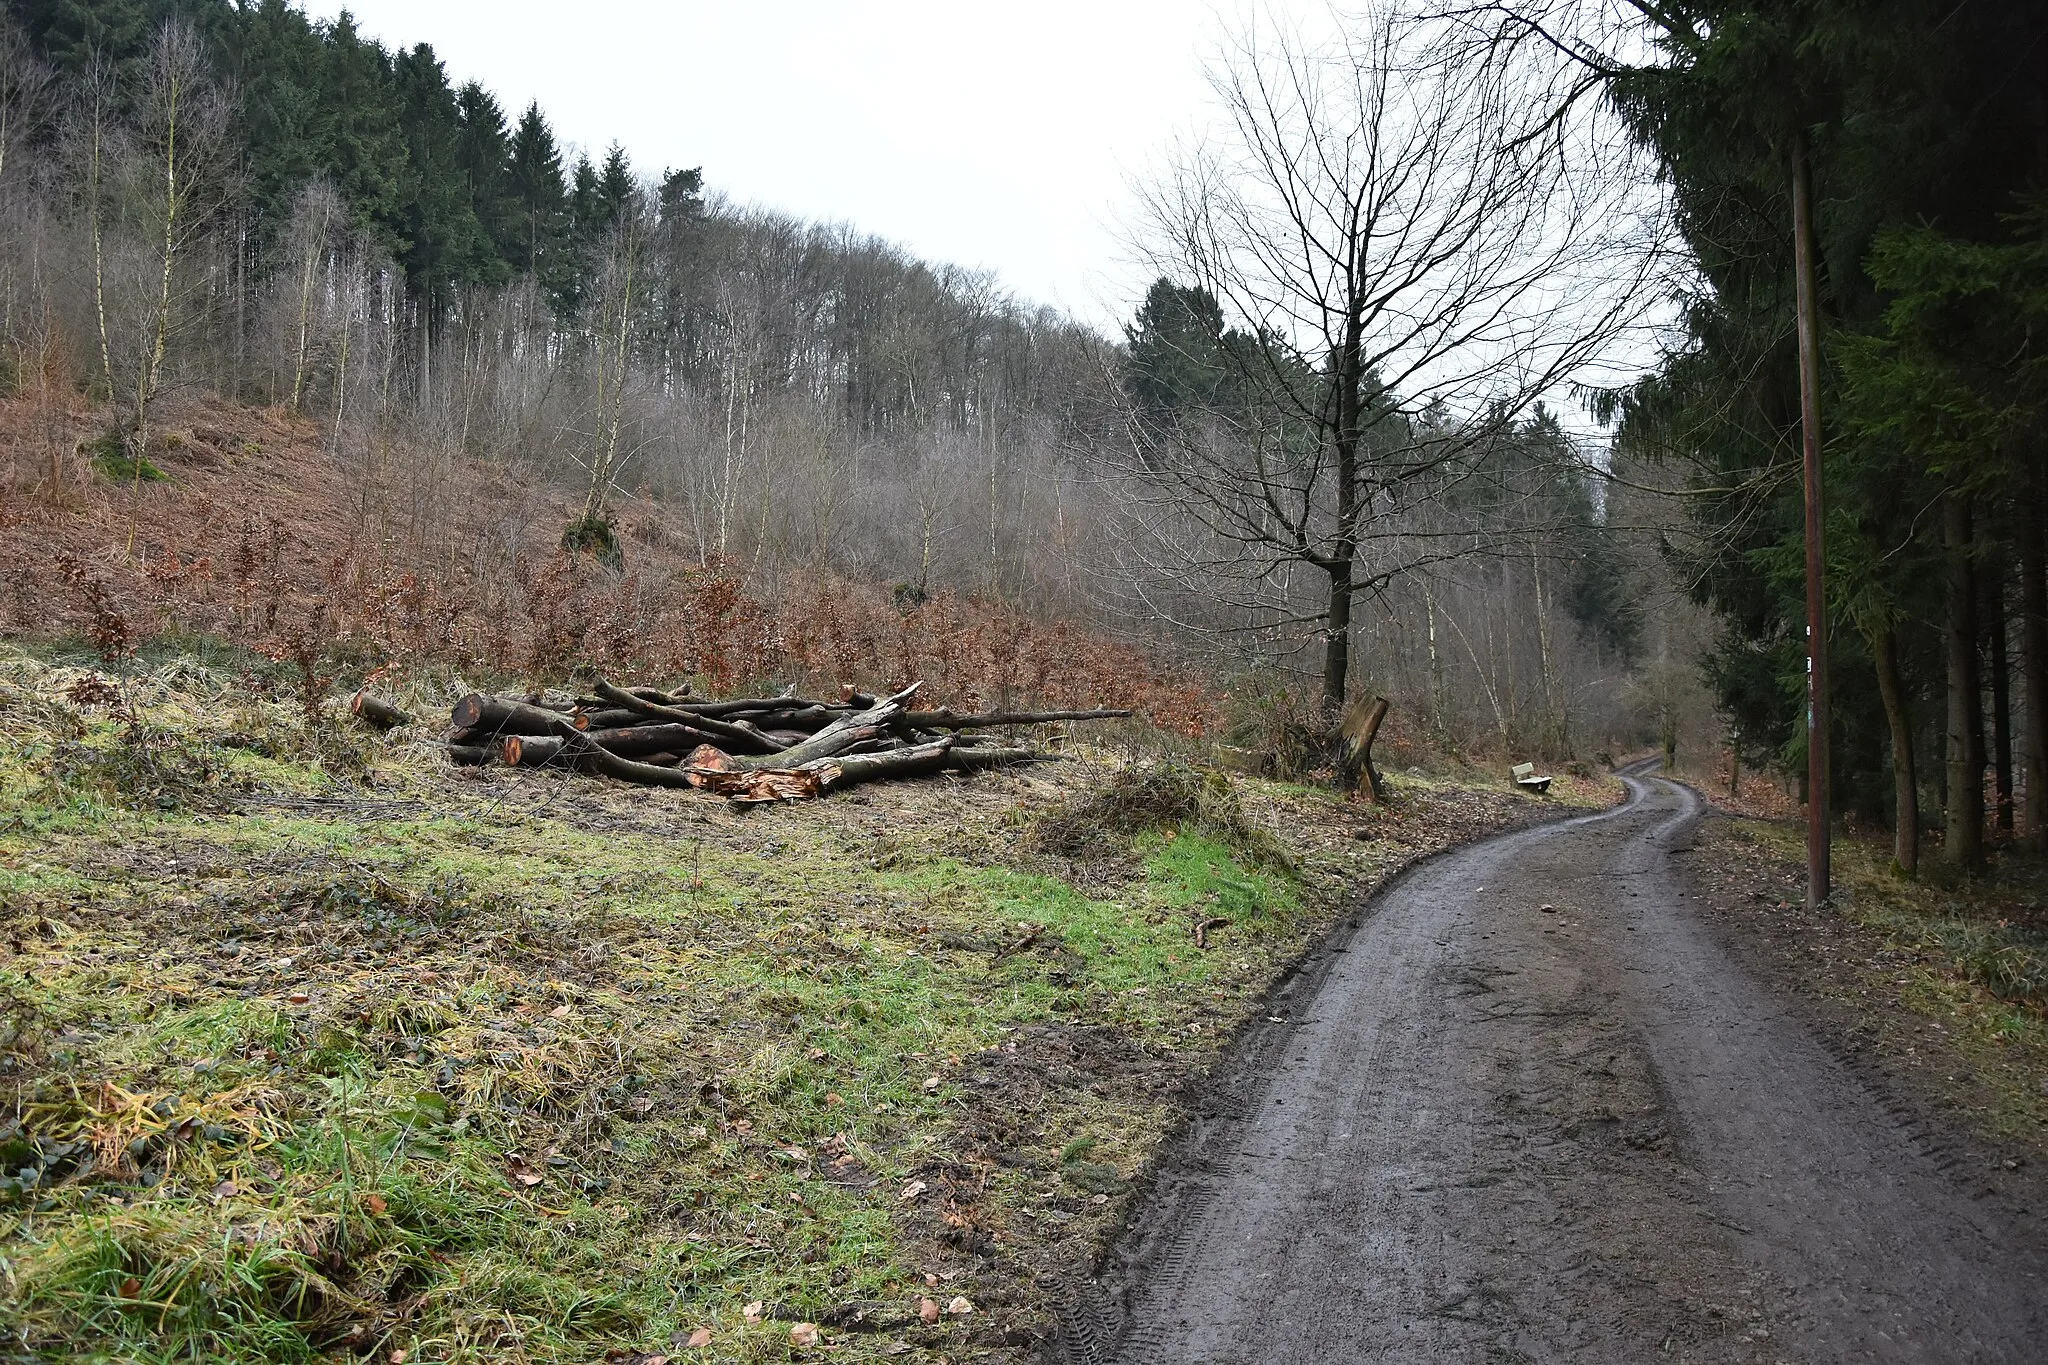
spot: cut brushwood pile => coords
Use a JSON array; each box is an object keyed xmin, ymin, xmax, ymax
[{"xmin": 375, "ymin": 678, "xmax": 1134, "ymax": 804}]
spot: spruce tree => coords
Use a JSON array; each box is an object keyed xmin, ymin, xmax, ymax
[{"xmin": 506, "ymin": 100, "xmax": 567, "ymax": 283}]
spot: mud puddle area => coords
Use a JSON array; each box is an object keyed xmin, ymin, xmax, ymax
[{"xmin": 1075, "ymin": 771, "xmax": 2048, "ymax": 1364}]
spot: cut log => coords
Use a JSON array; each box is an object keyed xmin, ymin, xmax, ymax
[
  {"xmin": 582, "ymin": 722, "xmax": 725, "ymax": 757},
  {"xmin": 560, "ymin": 732, "xmax": 698, "ymax": 788},
  {"xmin": 743, "ymin": 705, "xmax": 848, "ymax": 730},
  {"xmin": 447, "ymin": 743, "xmax": 496, "ymax": 766},
  {"xmin": 896, "ymin": 707, "xmax": 1133, "ymax": 730},
  {"xmin": 591, "ymin": 680, "xmax": 787, "ymax": 752},
  {"xmin": 571, "ymin": 706, "xmax": 648, "ymax": 731},
  {"xmin": 502, "ymin": 734, "xmax": 570, "ymax": 768},
  {"xmin": 451, "ymin": 693, "xmax": 585, "ymax": 738},
  {"xmin": 803, "ymin": 740, "xmax": 1042, "ymax": 792},
  {"xmin": 350, "ymin": 690, "xmax": 414, "ymax": 730},
  {"xmin": 717, "ymin": 683, "xmax": 923, "ymax": 772}
]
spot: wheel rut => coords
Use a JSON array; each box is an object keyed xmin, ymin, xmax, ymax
[{"xmin": 1072, "ymin": 770, "xmax": 2048, "ymax": 1364}]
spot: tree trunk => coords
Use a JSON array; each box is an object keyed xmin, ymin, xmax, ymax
[
  {"xmin": 1944, "ymin": 495, "xmax": 1984, "ymax": 873},
  {"xmin": 1792, "ymin": 131, "xmax": 1831, "ymax": 908},
  {"xmin": 1989, "ymin": 569, "xmax": 2014, "ymax": 832},
  {"xmin": 2023, "ymin": 485, "xmax": 2048, "ymax": 851},
  {"xmin": 1871, "ymin": 625, "xmax": 1917, "ymax": 877},
  {"xmin": 1322, "ymin": 563, "xmax": 1353, "ymax": 712},
  {"xmin": 1338, "ymin": 696, "xmax": 1390, "ymax": 801}
]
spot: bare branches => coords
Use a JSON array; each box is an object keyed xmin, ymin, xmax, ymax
[{"xmin": 1110, "ymin": 3, "xmax": 1668, "ymax": 704}]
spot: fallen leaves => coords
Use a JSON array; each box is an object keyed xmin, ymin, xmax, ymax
[
  {"xmin": 918, "ymin": 1297, "xmax": 941, "ymax": 1323},
  {"xmin": 683, "ymin": 1328, "xmax": 711, "ymax": 1349},
  {"xmin": 742, "ymin": 1301, "xmax": 764, "ymax": 1324},
  {"xmin": 947, "ymin": 1295, "xmax": 974, "ymax": 1316},
  {"xmin": 789, "ymin": 1322, "xmax": 821, "ymax": 1348},
  {"xmin": 365, "ymin": 1192, "xmax": 388, "ymax": 1215},
  {"xmin": 504, "ymin": 1154, "xmax": 545, "ymax": 1188},
  {"xmin": 898, "ymin": 1179, "xmax": 927, "ymax": 1201}
]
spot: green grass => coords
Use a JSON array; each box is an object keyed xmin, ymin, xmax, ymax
[{"xmin": 0, "ymin": 643, "xmax": 1600, "ymax": 1362}]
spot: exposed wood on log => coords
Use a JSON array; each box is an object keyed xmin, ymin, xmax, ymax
[
  {"xmin": 350, "ymin": 690, "xmax": 414, "ymax": 730},
  {"xmin": 715, "ymin": 683, "xmax": 922, "ymax": 772},
  {"xmin": 449, "ymin": 677, "xmax": 1089, "ymax": 801},
  {"xmin": 571, "ymin": 706, "xmax": 648, "ymax": 731},
  {"xmin": 451, "ymin": 693, "xmax": 586, "ymax": 739},
  {"xmin": 502, "ymin": 735, "xmax": 571, "ymax": 768}
]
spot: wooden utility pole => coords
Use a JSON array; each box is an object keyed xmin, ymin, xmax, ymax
[{"xmin": 1792, "ymin": 132, "xmax": 1831, "ymax": 908}]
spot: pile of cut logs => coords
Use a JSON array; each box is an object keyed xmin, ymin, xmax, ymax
[{"xmin": 351, "ymin": 679, "xmax": 1131, "ymax": 803}]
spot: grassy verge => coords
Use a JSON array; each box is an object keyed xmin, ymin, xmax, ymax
[
  {"xmin": 0, "ymin": 646, "xmax": 1618, "ymax": 1363},
  {"xmin": 1698, "ymin": 818, "xmax": 2048, "ymax": 1149}
]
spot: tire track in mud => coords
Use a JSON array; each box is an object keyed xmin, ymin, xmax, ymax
[{"xmin": 1063, "ymin": 769, "xmax": 2048, "ymax": 1364}]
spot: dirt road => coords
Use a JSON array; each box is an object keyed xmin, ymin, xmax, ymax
[{"xmin": 1088, "ymin": 771, "xmax": 2048, "ymax": 1363}]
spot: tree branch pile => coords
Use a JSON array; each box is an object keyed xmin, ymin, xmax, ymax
[{"xmin": 405, "ymin": 678, "xmax": 1133, "ymax": 804}]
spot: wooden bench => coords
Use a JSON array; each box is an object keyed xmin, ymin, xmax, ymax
[{"xmin": 1511, "ymin": 761, "xmax": 1553, "ymax": 794}]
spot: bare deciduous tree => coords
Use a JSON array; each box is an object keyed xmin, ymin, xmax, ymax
[{"xmin": 1119, "ymin": 5, "xmax": 1661, "ymax": 709}]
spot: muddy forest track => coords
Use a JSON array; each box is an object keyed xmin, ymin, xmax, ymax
[{"xmin": 1072, "ymin": 767, "xmax": 2048, "ymax": 1364}]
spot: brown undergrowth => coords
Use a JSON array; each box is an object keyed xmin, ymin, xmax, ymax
[{"xmin": 0, "ymin": 393, "xmax": 1215, "ymax": 735}]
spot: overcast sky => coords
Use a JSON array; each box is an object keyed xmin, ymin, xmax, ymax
[{"xmin": 299, "ymin": 1, "xmax": 1267, "ymax": 334}]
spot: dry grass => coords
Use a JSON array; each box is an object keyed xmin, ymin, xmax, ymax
[{"xmin": 0, "ymin": 643, "xmax": 1615, "ymax": 1363}]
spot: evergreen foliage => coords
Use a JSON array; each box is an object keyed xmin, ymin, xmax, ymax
[
  {"xmin": 2, "ymin": 0, "xmax": 699, "ymax": 319},
  {"xmin": 1596, "ymin": 0, "xmax": 2048, "ymax": 853}
]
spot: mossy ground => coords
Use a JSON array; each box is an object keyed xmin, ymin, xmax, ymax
[
  {"xmin": 1699, "ymin": 818, "xmax": 2048, "ymax": 1150},
  {"xmin": 0, "ymin": 645, "xmax": 1618, "ymax": 1363}
]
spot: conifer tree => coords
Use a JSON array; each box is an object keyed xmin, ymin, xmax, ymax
[{"xmin": 506, "ymin": 99, "xmax": 567, "ymax": 283}]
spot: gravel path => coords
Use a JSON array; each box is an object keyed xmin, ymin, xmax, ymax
[{"xmin": 1093, "ymin": 771, "xmax": 2048, "ymax": 1363}]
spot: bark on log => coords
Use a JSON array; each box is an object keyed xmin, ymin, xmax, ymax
[
  {"xmin": 451, "ymin": 693, "xmax": 585, "ymax": 738},
  {"xmin": 718, "ymin": 683, "xmax": 923, "ymax": 772},
  {"xmin": 502, "ymin": 734, "xmax": 573, "ymax": 768},
  {"xmin": 572, "ymin": 706, "xmax": 649, "ymax": 731},
  {"xmin": 582, "ymin": 722, "xmax": 725, "ymax": 757},
  {"xmin": 897, "ymin": 707, "xmax": 1133, "ymax": 730},
  {"xmin": 560, "ymin": 732, "xmax": 699, "ymax": 789},
  {"xmin": 804, "ymin": 740, "xmax": 1041, "ymax": 791},
  {"xmin": 447, "ymin": 743, "xmax": 496, "ymax": 766},
  {"xmin": 591, "ymin": 680, "xmax": 786, "ymax": 752},
  {"xmin": 744, "ymin": 705, "xmax": 848, "ymax": 730},
  {"xmin": 350, "ymin": 690, "xmax": 414, "ymax": 730}
]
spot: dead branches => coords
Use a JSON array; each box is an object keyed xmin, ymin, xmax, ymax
[{"xmin": 387, "ymin": 677, "xmax": 1131, "ymax": 803}]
